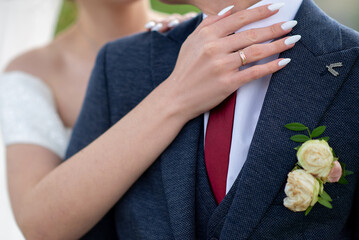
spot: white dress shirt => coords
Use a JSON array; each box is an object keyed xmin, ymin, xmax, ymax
[{"xmin": 203, "ymin": 0, "xmax": 303, "ymax": 194}]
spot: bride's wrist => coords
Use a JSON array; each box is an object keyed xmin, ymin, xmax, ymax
[{"xmin": 151, "ymin": 77, "xmax": 192, "ymax": 127}]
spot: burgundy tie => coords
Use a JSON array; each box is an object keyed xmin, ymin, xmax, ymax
[{"xmin": 205, "ymin": 92, "xmax": 236, "ymax": 204}]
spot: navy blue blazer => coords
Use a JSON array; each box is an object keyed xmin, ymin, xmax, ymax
[{"xmin": 66, "ymin": 0, "xmax": 359, "ymax": 239}]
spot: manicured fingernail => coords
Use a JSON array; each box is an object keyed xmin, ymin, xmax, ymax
[
  {"xmin": 151, "ymin": 23, "xmax": 163, "ymax": 31},
  {"xmin": 145, "ymin": 21, "xmax": 156, "ymax": 29},
  {"xmin": 218, "ymin": 5, "xmax": 234, "ymax": 16},
  {"xmin": 278, "ymin": 58, "xmax": 291, "ymax": 67},
  {"xmin": 281, "ymin": 20, "xmax": 298, "ymax": 31},
  {"xmin": 268, "ymin": 3, "xmax": 285, "ymax": 11},
  {"xmin": 285, "ymin": 35, "xmax": 301, "ymax": 45},
  {"xmin": 168, "ymin": 19, "xmax": 180, "ymax": 28}
]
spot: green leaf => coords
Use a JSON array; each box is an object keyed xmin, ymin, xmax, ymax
[
  {"xmin": 294, "ymin": 145, "xmax": 301, "ymax": 151},
  {"xmin": 340, "ymin": 162, "xmax": 346, "ymax": 175},
  {"xmin": 305, "ymin": 206, "xmax": 313, "ymax": 216},
  {"xmin": 290, "ymin": 135, "xmax": 310, "ymax": 143},
  {"xmin": 311, "ymin": 126, "xmax": 326, "ymax": 138},
  {"xmin": 292, "ymin": 165, "xmax": 301, "ymax": 171},
  {"xmin": 285, "ymin": 123, "xmax": 308, "ymax": 131},
  {"xmin": 345, "ymin": 170, "xmax": 354, "ymax": 176},
  {"xmin": 319, "ymin": 136, "xmax": 330, "ymax": 142},
  {"xmin": 320, "ymin": 191, "xmax": 332, "ymax": 202},
  {"xmin": 317, "ymin": 197, "xmax": 333, "ymax": 209},
  {"xmin": 338, "ymin": 176, "xmax": 349, "ymax": 184}
]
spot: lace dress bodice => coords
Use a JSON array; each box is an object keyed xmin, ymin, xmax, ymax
[{"xmin": 0, "ymin": 71, "xmax": 71, "ymax": 159}]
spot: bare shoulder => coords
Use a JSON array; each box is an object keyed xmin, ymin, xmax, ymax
[{"xmin": 4, "ymin": 43, "xmax": 62, "ymax": 81}]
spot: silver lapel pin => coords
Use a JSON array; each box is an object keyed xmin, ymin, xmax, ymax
[{"xmin": 326, "ymin": 62, "xmax": 343, "ymax": 77}]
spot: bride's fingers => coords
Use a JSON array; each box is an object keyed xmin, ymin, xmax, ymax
[
  {"xmin": 212, "ymin": 3, "xmax": 284, "ymax": 37},
  {"xmin": 222, "ymin": 21, "xmax": 298, "ymax": 53},
  {"xmin": 225, "ymin": 35, "xmax": 301, "ymax": 70},
  {"xmin": 194, "ymin": 5, "xmax": 234, "ymax": 32},
  {"xmin": 231, "ymin": 58, "xmax": 291, "ymax": 88}
]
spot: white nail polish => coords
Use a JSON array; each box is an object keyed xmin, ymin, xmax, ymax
[
  {"xmin": 278, "ymin": 58, "xmax": 291, "ymax": 67},
  {"xmin": 281, "ymin": 20, "xmax": 298, "ymax": 31},
  {"xmin": 285, "ymin": 35, "xmax": 302, "ymax": 45},
  {"xmin": 218, "ymin": 5, "xmax": 234, "ymax": 16},
  {"xmin": 268, "ymin": 3, "xmax": 285, "ymax": 11},
  {"xmin": 168, "ymin": 19, "xmax": 180, "ymax": 28},
  {"xmin": 145, "ymin": 21, "xmax": 156, "ymax": 29},
  {"xmin": 151, "ymin": 23, "xmax": 163, "ymax": 31}
]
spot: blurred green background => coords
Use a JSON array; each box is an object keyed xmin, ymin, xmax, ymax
[
  {"xmin": 55, "ymin": 0, "xmax": 359, "ymax": 35},
  {"xmin": 55, "ymin": 0, "xmax": 199, "ymax": 34},
  {"xmin": 55, "ymin": 0, "xmax": 77, "ymax": 34}
]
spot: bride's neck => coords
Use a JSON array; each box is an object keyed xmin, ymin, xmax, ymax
[{"xmin": 73, "ymin": 0, "xmax": 152, "ymax": 48}]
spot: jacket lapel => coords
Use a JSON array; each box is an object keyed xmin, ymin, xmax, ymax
[
  {"xmin": 150, "ymin": 15, "xmax": 203, "ymax": 240},
  {"xmin": 221, "ymin": 0, "xmax": 359, "ymax": 239}
]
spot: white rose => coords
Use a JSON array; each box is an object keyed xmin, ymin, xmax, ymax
[
  {"xmin": 297, "ymin": 140, "xmax": 334, "ymax": 180},
  {"xmin": 284, "ymin": 169, "xmax": 320, "ymax": 212}
]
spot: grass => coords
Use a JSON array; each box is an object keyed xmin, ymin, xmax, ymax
[{"xmin": 55, "ymin": 0, "xmax": 199, "ymax": 34}]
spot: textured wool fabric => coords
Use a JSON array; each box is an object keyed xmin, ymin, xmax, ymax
[{"xmin": 66, "ymin": 0, "xmax": 359, "ymax": 239}]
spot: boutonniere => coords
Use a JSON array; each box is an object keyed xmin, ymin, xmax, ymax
[{"xmin": 283, "ymin": 122, "xmax": 353, "ymax": 215}]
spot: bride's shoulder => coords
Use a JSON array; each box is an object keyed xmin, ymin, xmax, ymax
[
  {"xmin": 4, "ymin": 43, "xmax": 60, "ymax": 84},
  {"xmin": 0, "ymin": 50, "xmax": 56, "ymax": 105},
  {"xmin": 0, "ymin": 45, "xmax": 71, "ymax": 159},
  {"xmin": 1, "ymin": 45, "xmax": 59, "ymax": 98},
  {"xmin": 0, "ymin": 42, "xmax": 62, "ymax": 106}
]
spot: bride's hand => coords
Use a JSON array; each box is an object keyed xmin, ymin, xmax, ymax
[{"xmin": 162, "ymin": 4, "xmax": 299, "ymax": 121}]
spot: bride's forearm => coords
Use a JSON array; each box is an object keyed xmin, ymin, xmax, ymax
[
  {"xmin": 11, "ymin": 82, "xmax": 187, "ymax": 240},
  {"xmin": 8, "ymin": 5, "xmax": 298, "ymax": 239}
]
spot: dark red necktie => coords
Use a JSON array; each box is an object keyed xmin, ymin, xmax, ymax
[{"xmin": 205, "ymin": 92, "xmax": 236, "ymax": 204}]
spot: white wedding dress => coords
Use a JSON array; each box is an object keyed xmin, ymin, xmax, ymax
[
  {"xmin": 0, "ymin": 1, "xmax": 62, "ymax": 238},
  {"xmin": 0, "ymin": 72, "xmax": 72, "ymax": 158},
  {"xmin": 0, "ymin": 72, "xmax": 71, "ymax": 240}
]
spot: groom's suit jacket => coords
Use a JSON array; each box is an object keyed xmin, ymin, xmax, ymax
[{"xmin": 66, "ymin": 0, "xmax": 359, "ymax": 239}]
